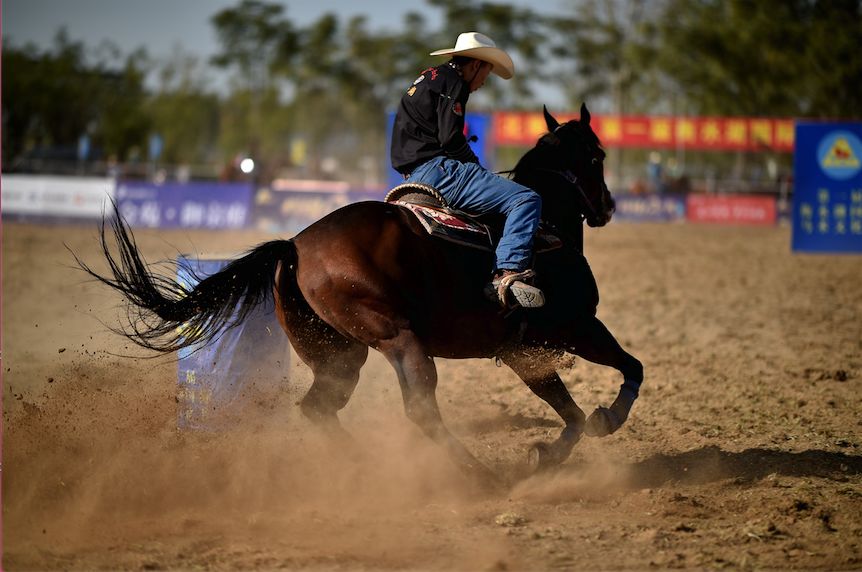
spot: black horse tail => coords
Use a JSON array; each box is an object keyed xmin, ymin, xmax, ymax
[{"xmin": 74, "ymin": 206, "xmax": 294, "ymax": 354}]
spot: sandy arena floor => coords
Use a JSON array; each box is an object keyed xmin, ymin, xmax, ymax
[{"xmin": 3, "ymin": 217, "xmax": 861, "ymax": 570}]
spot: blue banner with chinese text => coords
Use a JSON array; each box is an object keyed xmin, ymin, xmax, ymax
[
  {"xmin": 612, "ymin": 194, "xmax": 687, "ymax": 223},
  {"xmin": 792, "ymin": 123, "xmax": 862, "ymax": 253},
  {"xmin": 116, "ymin": 181, "xmax": 253, "ymax": 229}
]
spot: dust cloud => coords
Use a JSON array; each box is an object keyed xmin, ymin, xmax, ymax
[
  {"xmin": 4, "ymin": 352, "xmax": 491, "ymax": 560},
  {"xmin": 5, "ymin": 222, "xmax": 861, "ymax": 570}
]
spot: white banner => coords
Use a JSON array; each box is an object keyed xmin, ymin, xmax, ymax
[{"xmin": 1, "ymin": 175, "xmax": 115, "ymax": 218}]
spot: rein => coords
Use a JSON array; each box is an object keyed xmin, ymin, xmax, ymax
[{"xmin": 537, "ymin": 167, "xmax": 600, "ymax": 222}]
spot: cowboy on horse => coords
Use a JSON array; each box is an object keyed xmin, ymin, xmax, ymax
[
  {"xmin": 391, "ymin": 32, "xmax": 545, "ymax": 309},
  {"xmin": 76, "ymin": 33, "xmax": 640, "ymax": 483}
]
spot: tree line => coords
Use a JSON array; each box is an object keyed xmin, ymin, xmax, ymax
[{"xmin": 3, "ymin": 0, "xmax": 860, "ymax": 183}]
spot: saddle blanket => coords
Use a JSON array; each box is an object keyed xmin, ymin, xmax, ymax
[{"xmin": 395, "ymin": 201, "xmax": 563, "ymax": 253}]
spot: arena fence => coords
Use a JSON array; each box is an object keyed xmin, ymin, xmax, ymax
[{"xmin": 2, "ymin": 173, "xmax": 790, "ymax": 231}]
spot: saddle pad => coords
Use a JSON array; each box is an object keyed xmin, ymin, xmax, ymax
[
  {"xmin": 395, "ymin": 201, "xmax": 564, "ymax": 254},
  {"xmin": 396, "ymin": 201, "xmax": 494, "ymax": 251}
]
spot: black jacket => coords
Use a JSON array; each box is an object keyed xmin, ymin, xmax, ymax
[{"xmin": 390, "ymin": 62, "xmax": 480, "ymax": 175}]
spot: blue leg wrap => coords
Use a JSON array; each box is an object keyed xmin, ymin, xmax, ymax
[{"xmin": 620, "ymin": 378, "xmax": 641, "ymax": 401}]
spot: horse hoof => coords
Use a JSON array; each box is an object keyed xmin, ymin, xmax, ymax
[
  {"xmin": 527, "ymin": 442, "xmax": 554, "ymax": 472},
  {"xmin": 584, "ymin": 407, "xmax": 618, "ymax": 437}
]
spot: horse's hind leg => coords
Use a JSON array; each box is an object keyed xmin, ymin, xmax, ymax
[
  {"xmin": 503, "ymin": 351, "xmax": 586, "ymax": 470},
  {"xmin": 568, "ymin": 316, "xmax": 643, "ymax": 438},
  {"xmin": 299, "ymin": 339, "xmax": 368, "ymax": 434},
  {"xmin": 274, "ymin": 285, "xmax": 368, "ymax": 436},
  {"xmin": 379, "ymin": 329, "xmax": 496, "ymax": 484}
]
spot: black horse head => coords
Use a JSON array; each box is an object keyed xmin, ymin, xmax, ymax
[{"xmin": 512, "ymin": 103, "xmax": 615, "ymax": 229}]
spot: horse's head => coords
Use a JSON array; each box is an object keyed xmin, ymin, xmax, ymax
[{"xmin": 516, "ymin": 103, "xmax": 615, "ymax": 228}]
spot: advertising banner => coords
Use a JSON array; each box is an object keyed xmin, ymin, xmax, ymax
[
  {"xmin": 116, "ymin": 181, "xmax": 253, "ymax": 229},
  {"xmin": 255, "ymin": 181, "xmax": 387, "ymax": 234},
  {"xmin": 493, "ymin": 112, "xmax": 795, "ymax": 152},
  {"xmin": 792, "ymin": 123, "xmax": 862, "ymax": 253},
  {"xmin": 1, "ymin": 175, "xmax": 114, "ymax": 218},
  {"xmin": 613, "ymin": 194, "xmax": 687, "ymax": 223},
  {"xmin": 176, "ymin": 257, "xmax": 290, "ymax": 430},
  {"xmin": 686, "ymin": 194, "xmax": 777, "ymax": 225}
]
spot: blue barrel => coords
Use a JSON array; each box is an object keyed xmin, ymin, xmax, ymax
[{"xmin": 176, "ymin": 256, "xmax": 290, "ymax": 430}]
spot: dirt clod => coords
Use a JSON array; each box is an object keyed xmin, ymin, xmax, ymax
[{"xmin": 495, "ymin": 512, "xmax": 527, "ymax": 527}]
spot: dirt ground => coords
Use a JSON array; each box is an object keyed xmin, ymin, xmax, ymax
[{"xmin": 3, "ymin": 217, "xmax": 861, "ymax": 571}]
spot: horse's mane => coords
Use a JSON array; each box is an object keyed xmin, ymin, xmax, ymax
[
  {"xmin": 510, "ymin": 133, "xmax": 557, "ymax": 178},
  {"xmin": 509, "ymin": 119, "xmax": 604, "ymax": 182}
]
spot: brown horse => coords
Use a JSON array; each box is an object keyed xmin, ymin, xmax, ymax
[{"xmin": 76, "ymin": 104, "xmax": 642, "ymax": 480}]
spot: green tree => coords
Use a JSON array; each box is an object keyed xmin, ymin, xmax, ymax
[
  {"xmin": 210, "ymin": 0, "xmax": 298, "ymax": 93},
  {"xmin": 651, "ymin": 0, "xmax": 862, "ymax": 118},
  {"xmin": 2, "ymin": 30, "xmax": 150, "ymax": 165},
  {"xmin": 652, "ymin": 0, "xmax": 803, "ymax": 116},
  {"xmin": 98, "ymin": 48, "xmax": 152, "ymax": 161},
  {"xmin": 545, "ymin": 0, "xmax": 660, "ymax": 114},
  {"xmin": 210, "ymin": 0, "xmax": 299, "ymax": 178},
  {"xmin": 801, "ymin": 0, "xmax": 862, "ymax": 118},
  {"xmin": 286, "ymin": 14, "xmax": 416, "ymax": 178},
  {"xmin": 147, "ymin": 49, "xmax": 221, "ymax": 165}
]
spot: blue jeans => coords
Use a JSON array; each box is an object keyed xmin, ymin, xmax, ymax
[{"xmin": 408, "ymin": 157, "xmax": 542, "ymax": 271}]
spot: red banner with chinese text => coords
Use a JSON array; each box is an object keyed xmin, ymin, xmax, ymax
[
  {"xmin": 493, "ymin": 112, "xmax": 796, "ymax": 152},
  {"xmin": 686, "ymin": 194, "xmax": 777, "ymax": 225}
]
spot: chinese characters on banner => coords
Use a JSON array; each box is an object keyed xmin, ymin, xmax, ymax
[
  {"xmin": 793, "ymin": 123, "xmax": 862, "ymax": 253},
  {"xmin": 493, "ymin": 112, "xmax": 796, "ymax": 152},
  {"xmin": 116, "ymin": 181, "xmax": 252, "ymax": 229},
  {"xmin": 686, "ymin": 194, "xmax": 777, "ymax": 225},
  {"xmin": 612, "ymin": 195, "xmax": 687, "ymax": 223}
]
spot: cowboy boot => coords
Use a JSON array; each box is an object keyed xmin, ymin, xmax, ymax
[{"xmin": 485, "ymin": 269, "xmax": 545, "ymax": 309}]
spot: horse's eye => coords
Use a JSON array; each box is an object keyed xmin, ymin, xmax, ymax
[{"xmin": 591, "ymin": 157, "xmax": 599, "ymax": 165}]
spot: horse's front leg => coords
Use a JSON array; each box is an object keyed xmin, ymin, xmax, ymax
[
  {"xmin": 503, "ymin": 352, "xmax": 586, "ymax": 471},
  {"xmin": 569, "ymin": 316, "xmax": 643, "ymax": 438}
]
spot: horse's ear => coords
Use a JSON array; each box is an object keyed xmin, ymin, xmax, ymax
[
  {"xmin": 543, "ymin": 105, "xmax": 560, "ymax": 132},
  {"xmin": 580, "ymin": 102, "xmax": 591, "ymax": 125}
]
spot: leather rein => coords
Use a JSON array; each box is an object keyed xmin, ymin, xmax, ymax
[{"xmin": 536, "ymin": 167, "xmax": 601, "ymax": 224}]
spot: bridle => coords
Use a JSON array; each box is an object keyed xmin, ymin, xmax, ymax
[
  {"xmin": 538, "ymin": 167, "xmax": 602, "ymax": 224},
  {"xmin": 503, "ymin": 121, "xmax": 611, "ymax": 226},
  {"xmin": 540, "ymin": 124, "xmax": 609, "ymax": 224}
]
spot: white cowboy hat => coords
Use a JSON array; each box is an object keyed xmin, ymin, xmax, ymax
[{"xmin": 430, "ymin": 32, "xmax": 514, "ymax": 80}]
